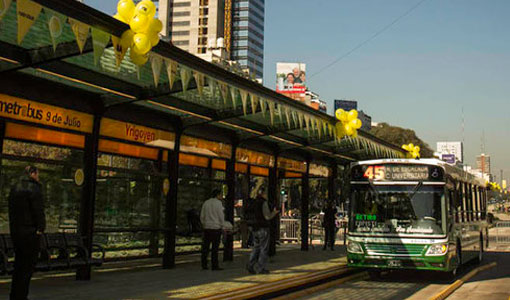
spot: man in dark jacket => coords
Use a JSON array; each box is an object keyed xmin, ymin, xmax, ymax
[
  {"xmin": 8, "ymin": 165, "xmax": 45, "ymax": 300},
  {"xmin": 246, "ymin": 189, "xmax": 279, "ymax": 274},
  {"xmin": 322, "ymin": 201, "xmax": 337, "ymax": 251}
]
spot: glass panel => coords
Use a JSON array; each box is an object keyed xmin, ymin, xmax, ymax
[
  {"xmin": 94, "ymin": 153, "xmax": 165, "ymax": 259},
  {"xmin": 0, "ymin": 140, "xmax": 84, "ymax": 233},
  {"xmin": 5, "ymin": 122, "xmax": 85, "ymax": 148},
  {"xmin": 181, "ymin": 135, "xmax": 232, "ymax": 159},
  {"xmin": 280, "ymin": 178, "xmax": 301, "ymax": 218},
  {"xmin": 237, "ymin": 148, "xmax": 274, "ymax": 167},
  {"xmin": 350, "ymin": 185, "xmax": 445, "ymax": 235},
  {"xmin": 278, "ymin": 157, "xmax": 306, "ymax": 173},
  {"xmin": 98, "ymin": 139, "xmax": 159, "ymax": 161}
]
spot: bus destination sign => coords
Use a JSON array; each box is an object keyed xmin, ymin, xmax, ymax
[{"xmin": 351, "ymin": 164, "xmax": 443, "ymax": 182}]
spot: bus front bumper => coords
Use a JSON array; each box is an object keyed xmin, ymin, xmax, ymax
[{"xmin": 347, "ymin": 253, "xmax": 453, "ymax": 272}]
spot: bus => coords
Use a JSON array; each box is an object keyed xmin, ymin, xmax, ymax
[{"xmin": 346, "ymin": 159, "xmax": 488, "ymax": 277}]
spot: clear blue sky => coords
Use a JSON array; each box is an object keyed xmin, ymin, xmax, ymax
[{"xmin": 86, "ymin": 0, "xmax": 510, "ymax": 182}]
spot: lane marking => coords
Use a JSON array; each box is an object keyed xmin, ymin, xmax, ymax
[
  {"xmin": 199, "ymin": 265, "xmax": 348, "ymax": 300},
  {"xmin": 429, "ymin": 262, "xmax": 497, "ymax": 300},
  {"xmin": 272, "ymin": 271, "xmax": 369, "ymax": 300}
]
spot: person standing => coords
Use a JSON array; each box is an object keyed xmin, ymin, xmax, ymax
[
  {"xmin": 8, "ymin": 165, "xmax": 45, "ymax": 300},
  {"xmin": 246, "ymin": 189, "xmax": 279, "ymax": 274},
  {"xmin": 200, "ymin": 189, "xmax": 225, "ymax": 271},
  {"xmin": 322, "ymin": 201, "xmax": 337, "ymax": 251}
]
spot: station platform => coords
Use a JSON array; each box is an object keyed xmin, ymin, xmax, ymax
[{"xmin": 0, "ymin": 244, "xmax": 346, "ymax": 300}]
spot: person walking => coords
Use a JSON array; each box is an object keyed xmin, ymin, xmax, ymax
[
  {"xmin": 322, "ymin": 201, "xmax": 337, "ymax": 251},
  {"xmin": 246, "ymin": 189, "xmax": 279, "ymax": 274},
  {"xmin": 8, "ymin": 165, "xmax": 46, "ymax": 300},
  {"xmin": 200, "ymin": 189, "xmax": 225, "ymax": 271}
]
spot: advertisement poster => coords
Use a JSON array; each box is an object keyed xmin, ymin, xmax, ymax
[{"xmin": 276, "ymin": 62, "xmax": 306, "ymax": 101}]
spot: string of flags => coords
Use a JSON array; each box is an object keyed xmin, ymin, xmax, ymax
[{"xmin": 1, "ymin": 0, "xmax": 406, "ymax": 159}]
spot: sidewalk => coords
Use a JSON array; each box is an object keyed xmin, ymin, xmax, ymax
[{"xmin": 0, "ymin": 244, "xmax": 346, "ymax": 300}]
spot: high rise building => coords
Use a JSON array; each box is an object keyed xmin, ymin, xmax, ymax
[
  {"xmin": 436, "ymin": 141, "xmax": 464, "ymax": 163},
  {"xmin": 231, "ymin": 0, "xmax": 264, "ymax": 80},
  {"xmin": 158, "ymin": 0, "xmax": 225, "ymax": 54},
  {"xmin": 476, "ymin": 153, "xmax": 491, "ymax": 175},
  {"xmin": 158, "ymin": 0, "xmax": 264, "ymax": 80}
]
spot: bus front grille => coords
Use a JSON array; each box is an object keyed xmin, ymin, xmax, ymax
[{"xmin": 365, "ymin": 243, "xmax": 425, "ymax": 256}]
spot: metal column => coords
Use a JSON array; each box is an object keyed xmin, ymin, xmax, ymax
[
  {"xmin": 163, "ymin": 128, "xmax": 182, "ymax": 269},
  {"xmin": 76, "ymin": 114, "xmax": 101, "ymax": 280},
  {"xmin": 224, "ymin": 143, "xmax": 237, "ymax": 261},
  {"xmin": 268, "ymin": 157, "xmax": 278, "ymax": 257},
  {"xmin": 301, "ymin": 158, "xmax": 310, "ymax": 251}
]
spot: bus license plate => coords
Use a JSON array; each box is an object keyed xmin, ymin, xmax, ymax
[{"xmin": 387, "ymin": 260, "xmax": 402, "ymax": 267}]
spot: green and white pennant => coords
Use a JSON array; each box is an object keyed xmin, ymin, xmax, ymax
[
  {"xmin": 250, "ymin": 94, "xmax": 258, "ymax": 114},
  {"xmin": 240, "ymin": 90, "xmax": 249, "ymax": 115},
  {"xmin": 165, "ymin": 59, "xmax": 178, "ymax": 90},
  {"xmin": 193, "ymin": 71, "xmax": 205, "ymax": 97},
  {"xmin": 180, "ymin": 67, "xmax": 191, "ymax": 92}
]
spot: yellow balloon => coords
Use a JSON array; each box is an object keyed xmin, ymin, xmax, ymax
[
  {"xmin": 350, "ymin": 118, "xmax": 362, "ymax": 129},
  {"xmin": 130, "ymin": 14, "xmax": 150, "ymax": 33},
  {"xmin": 132, "ymin": 33, "xmax": 151, "ymax": 54},
  {"xmin": 402, "ymin": 144, "xmax": 409, "ymax": 151},
  {"xmin": 148, "ymin": 18, "xmax": 163, "ymax": 33},
  {"xmin": 414, "ymin": 146, "xmax": 420, "ymax": 152},
  {"xmin": 130, "ymin": 50, "xmax": 148, "ymax": 65},
  {"xmin": 117, "ymin": 0, "xmax": 135, "ymax": 21},
  {"xmin": 335, "ymin": 109, "xmax": 345, "ymax": 121},
  {"xmin": 344, "ymin": 124, "xmax": 354, "ymax": 136},
  {"xmin": 149, "ymin": 31, "xmax": 160, "ymax": 47},
  {"xmin": 408, "ymin": 143, "xmax": 414, "ymax": 149},
  {"xmin": 352, "ymin": 130, "xmax": 358, "ymax": 138},
  {"xmin": 335, "ymin": 122, "xmax": 345, "ymax": 137},
  {"xmin": 120, "ymin": 29, "xmax": 134, "ymax": 51},
  {"xmin": 340, "ymin": 111, "xmax": 348, "ymax": 123},
  {"xmin": 347, "ymin": 109, "xmax": 358, "ymax": 121},
  {"xmin": 135, "ymin": 0, "xmax": 156, "ymax": 19},
  {"xmin": 114, "ymin": 13, "xmax": 127, "ymax": 24}
]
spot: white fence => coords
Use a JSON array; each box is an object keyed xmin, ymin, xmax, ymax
[
  {"xmin": 495, "ymin": 221, "xmax": 510, "ymax": 244},
  {"xmin": 279, "ymin": 218, "xmax": 348, "ymax": 246}
]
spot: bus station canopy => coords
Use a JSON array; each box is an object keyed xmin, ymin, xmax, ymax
[{"xmin": 0, "ymin": 0, "xmax": 405, "ymax": 165}]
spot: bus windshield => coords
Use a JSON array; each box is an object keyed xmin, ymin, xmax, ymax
[{"xmin": 350, "ymin": 185, "xmax": 445, "ymax": 235}]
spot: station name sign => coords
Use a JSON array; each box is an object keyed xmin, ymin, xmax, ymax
[
  {"xmin": 351, "ymin": 164, "xmax": 444, "ymax": 182},
  {"xmin": 0, "ymin": 94, "xmax": 93, "ymax": 133}
]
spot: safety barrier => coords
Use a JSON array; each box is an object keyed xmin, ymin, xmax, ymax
[
  {"xmin": 280, "ymin": 218, "xmax": 300, "ymax": 242},
  {"xmin": 495, "ymin": 221, "xmax": 510, "ymax": 244}
]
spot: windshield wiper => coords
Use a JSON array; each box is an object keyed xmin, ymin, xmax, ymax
[{"xmin": 409, "ymin": 181, "xmax": 423, "ymax": 201}]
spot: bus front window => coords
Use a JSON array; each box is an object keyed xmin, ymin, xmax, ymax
[{"xmin": 350, "ymin": 185, "xmax": 445, "ymax": 235}]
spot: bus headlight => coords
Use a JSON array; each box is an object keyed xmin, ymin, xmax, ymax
[
  {"xmin": 347, "ymin": 241, "xmax": 364, "ymax": 254},
  {"xmin": 426, "ymin": 244, "xmax": 448, "ymax": 256}
]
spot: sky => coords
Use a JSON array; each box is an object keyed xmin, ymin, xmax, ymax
[{"xmin": 85, "ymin": 0, "xmax": 510, "ymax": 182}]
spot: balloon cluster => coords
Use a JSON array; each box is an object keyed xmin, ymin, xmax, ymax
[
  {"xmin": 488, "ymin": 182, "xmax": 501, "ymax": 191},
  {"xmin": 402, "ymin": 143, "xmax": 420, "ymax": 159},
  {"xmin": 335, "ymin": 109, "xmax": 362, "ymax": 138},
  {"xmin": 114, "ymin": 0, "xmax": 162, "ymax": 65}
]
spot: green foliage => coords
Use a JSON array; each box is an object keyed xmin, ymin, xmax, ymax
[{"xmin": 370, "ymin": 122, "xmax": 434, "ymax": 158}]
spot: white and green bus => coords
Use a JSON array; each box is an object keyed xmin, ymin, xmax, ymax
[{"xmin": 347, "ymin": 159, "xmax": 488, "ymax": 276}]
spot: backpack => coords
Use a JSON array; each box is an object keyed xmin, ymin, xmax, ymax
[{"xmin": 243, "ymin": 198, "xmax": 259, "ymax": 226}]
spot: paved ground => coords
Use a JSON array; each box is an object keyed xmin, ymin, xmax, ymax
[
  {"xmin": 0, "ymin": 244, "xmax": 346, "ymax": 300},
  {"xmin": 300, "ymin": 251, "xmax": 510, "ymax": 300}
]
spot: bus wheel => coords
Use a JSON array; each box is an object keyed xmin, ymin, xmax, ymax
[{"xmin": 478, "ymin": 234, "xmax": 483, "ymax": 263}]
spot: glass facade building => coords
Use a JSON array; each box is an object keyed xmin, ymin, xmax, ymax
[{"xmin": 232, "ymin": 0, "xmax": 265, "ymax": 80}]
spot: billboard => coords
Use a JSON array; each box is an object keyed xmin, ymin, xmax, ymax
[
  {"xmin": 437, "ymin": 141, "xmax": 463, "ymax": 163},
  {"xmin": 441, "ymin": 154, "xmax": 456, "ymax": 164},
  {"xmin": 334, "ymin": 100, "xmax": 358, "ymax": 112},
  {"xmin": 276, "ymin": 62, "xmax": 306, "ymax": 101}
]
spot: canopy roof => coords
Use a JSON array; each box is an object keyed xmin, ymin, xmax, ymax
[{"xmin": 0, "ymin": 0, "xmax": 405, "ymax": 165}]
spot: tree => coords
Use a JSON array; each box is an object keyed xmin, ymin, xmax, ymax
[{"xmin": 370, "ymin": 123, "xmax": 434, "ymax": 158}]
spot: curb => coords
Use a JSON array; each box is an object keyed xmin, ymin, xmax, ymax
[{"xmin": 429, "ymin": 262, "xmax": 497, "ymax": 300}]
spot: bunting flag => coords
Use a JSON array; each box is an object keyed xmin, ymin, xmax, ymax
[
  {"xmin": 150, "ymin": 54, "xmax": 163, "ymax": 87},
  {"xmin": 193, "ymin": 71, "xmax": 205, "ymax": 97},
  {"xmin": 90, "ymin": 27, "xmax": 110, "ymax": 65},
  {"xmin": 230, "ymin": 87, "xmax": 238, "ymax": 108},
  {"xmin": 219, "ymin": 82, "xmax": 229, "ymax": 106},
  {"xmin": 297, "ymin": 112, "xmax": 304, "ymax": 131},
  {"xmin": 304, "ymin": 114, "xmax": 310, "ymax": 136},
  {"xmin": 260, "ymin": 98, "xmax": 267, "ymax": 117},
  {"xmin": 44, "ymin": 8, "xmax": 66, "ymax": 52},
  {"xmin": 284, "ymin": 106, "xmax": 291, "ymax": 129},
  {"xmin": 165, "ymin": 59, "xmax": 178, "ymax": 90},
  {"xmin": 208, "ymin": 77, "xmax": 218, "ymax": 100},
  {"xmin": 316, "ymin": 119, "xmax": 322, "ymax": 139},
  {"xmin": 111, "ymin": 36, "xmax": 125, "ymax": 67},
  {"xmin": 180, "ymin": 67, "xmax": 191, "ymax": 92},
  {"xmin": 292, "ymin": 111, "xmax": 298, "ymax": 128},
  {"xmin": 322, "ymin": 121, "xmax": 328, "ymax": 137},
  {"xmin": 277, "ymin": 104, "xmax": 283, "ymax": 123},
  {"xmin": 17, "ymin": 0, "xmax": 42, "ymax": 45},
  {"xmin": 240, "ymin": 90, "xmax": 248, "ymax": 116},
  {"xmin": 250, "ymin": 94, "xmax": 259, "ymax": 114},
  {"xmin": 0, "ymin": 0, "xmax": 12, "ymax": 21},
  {"xmin": 268, "ymin": 100, "xmax": 275, "ymax": 125},
  {"xmin": 69, "ymin": 18, "xmax": 90, "ymax": 53}
]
